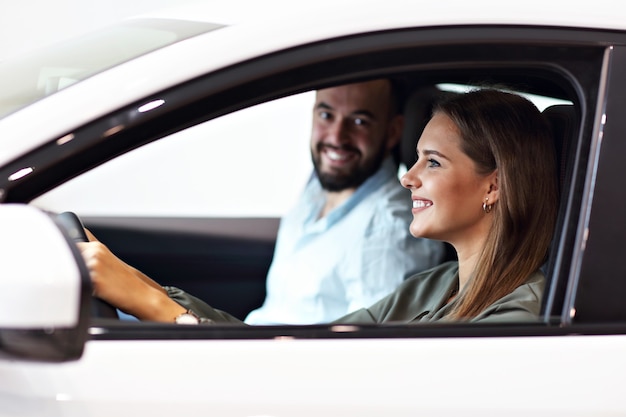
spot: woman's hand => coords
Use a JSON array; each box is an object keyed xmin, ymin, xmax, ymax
[{"xmin": 77, "ymin": 229, "xmax": 186, "ymax": 322}]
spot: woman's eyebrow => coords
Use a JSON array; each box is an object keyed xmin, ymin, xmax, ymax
[{"xmin": 417, "ymin": 149, "xmax": 451, "ymax": 161}]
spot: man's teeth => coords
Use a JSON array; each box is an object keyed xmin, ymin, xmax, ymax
[
  {"xmin": 327, "ymin": 149, "xmax": 349, "ymax": 161},
  {"xmin": 413, "ymin": 200, "xmax": 433, "ymax": 209}
]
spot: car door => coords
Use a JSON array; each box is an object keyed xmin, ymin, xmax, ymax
[{"xmin": 2, "ymin": 22, "xmax": 626, "ymax": 416}]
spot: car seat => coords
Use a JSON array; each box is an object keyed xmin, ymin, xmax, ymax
[{"xmin": 541, "ymin": 104, "xmax": 577, "ymax": 193}]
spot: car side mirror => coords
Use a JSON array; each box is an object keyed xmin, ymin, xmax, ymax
[{"xmin": 0, "ymin": 204, "xmax": 90, "ymax": 362}]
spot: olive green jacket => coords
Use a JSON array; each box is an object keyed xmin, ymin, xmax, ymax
[{"xmin": 165, "ymin": 261, "xmax": 545, "ymax": 325}]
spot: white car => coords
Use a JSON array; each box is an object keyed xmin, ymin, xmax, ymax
[{"xmin": 1, "ymin": 1, "xmax": 626, "ymax": 415}]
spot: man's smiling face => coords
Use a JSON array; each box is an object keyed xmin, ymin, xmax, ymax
[{"xmin": 310, "ymin": 79, "xmax": 401, "ymax": 192}]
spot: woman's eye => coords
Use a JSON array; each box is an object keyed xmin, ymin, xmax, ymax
[{"xmin": 427, "ymin": 158, "xmax": 441, "ymax": 168}]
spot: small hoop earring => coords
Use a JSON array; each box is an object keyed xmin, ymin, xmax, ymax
[{"xmin": 482, "ymin": 197, "xmax": 493, "ymax": 214}]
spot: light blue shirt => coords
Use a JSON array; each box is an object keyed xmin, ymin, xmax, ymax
[{"xmin": 245, "ymin": 157, "xmax": 444, "ymax": 325}]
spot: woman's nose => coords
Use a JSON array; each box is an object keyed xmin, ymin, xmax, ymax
[{"xmin": 400, "ymin": 162, "xmax": 421, "ymax": 189}]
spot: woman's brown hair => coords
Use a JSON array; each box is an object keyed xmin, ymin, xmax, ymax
[{"xmin": 436, "ymin": 88, "xmax": 559, "ymax": 319}]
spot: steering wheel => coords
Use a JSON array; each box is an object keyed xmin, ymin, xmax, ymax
[{"xmin": 56, "ymin": 211, "xmax": 119, "ymax": 319}]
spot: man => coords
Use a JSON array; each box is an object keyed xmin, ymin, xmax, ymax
[{"xmin": 244, "ymin": 79, "xmax": 444, "ymax": 324}]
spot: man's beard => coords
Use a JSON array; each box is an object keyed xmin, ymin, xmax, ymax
[{"xmin": 312, "ymin": 143, "xmax": 386, "ymax": 192}]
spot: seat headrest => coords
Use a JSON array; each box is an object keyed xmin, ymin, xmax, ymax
[
  {"xmin": 541, "ymin": 104, "xmax": 577, "ymax": 191},
  {"xmin": 399, "ymin": 87, "xmax": 455, "ymax": 171}
]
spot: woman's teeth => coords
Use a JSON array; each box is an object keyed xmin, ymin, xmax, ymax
[{"xmin": 413, "ymin": 200, "xmax": 433, "ymax": 209}]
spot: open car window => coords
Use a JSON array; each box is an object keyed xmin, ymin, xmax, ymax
[
  {"xmin": 30, "ymin": 78, "xmax": 580, "ymax": 327},
  {"xmin": 0, "ymin": 25, "xmax": 613, "ymax": 337},
  {"xmin": 32, "ymin": 91, "xmax": 314, "ymax": 218}
]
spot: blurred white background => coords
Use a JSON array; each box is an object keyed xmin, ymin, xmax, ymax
[
  {"xmin": 0, "ymin": 0, "xmax": 310, "ymax": 61},
  {"xmin": 0, "ymin": 0, "xmax": 198, "ymax": 60},
  {"xmin": 1, "ymin": 0, "xmax": 314, "ymax": 217}
]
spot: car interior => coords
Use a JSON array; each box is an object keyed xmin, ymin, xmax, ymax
[{"xmin": 51, "ymin": 75, "xmax": 581, "ymax": 324}]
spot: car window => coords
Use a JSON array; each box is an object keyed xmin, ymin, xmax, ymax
[
  {"xmin": 32, "ymin": 91, "xmax": 315, "ymax": 217},
  {"xmin": 2, "ymin": 25, "xmax": 609, "ymax": 333},
  {"xmin": 30, "ymin": 84, "xmax": 569, "ymax": 218}
]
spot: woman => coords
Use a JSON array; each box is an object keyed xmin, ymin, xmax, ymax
[
  {"xmin": 339, "ymin": 88, "xmax": 558, "ymax": 323},
  {"xmin": 79, "ymin": 88, "xmax": 558, "ymax": 324}
]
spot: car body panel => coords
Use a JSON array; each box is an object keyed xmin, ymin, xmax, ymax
[
  {"xmin": 1, "ymin": 1, "xmax": 626, "ymax": 415},
  {"xmin": 1, "ymin": 334, "xmax": 626, "ymax": 416}
]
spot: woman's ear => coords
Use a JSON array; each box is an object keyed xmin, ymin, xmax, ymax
[{"xmin": 485, "ymin": 169, "xmax": 499, "ymax": 204}]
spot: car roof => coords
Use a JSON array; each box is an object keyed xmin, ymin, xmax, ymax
[
  {"xmin": 0, "ymin": 0, "xmax": 624, "ymax": 165},
  {"xmin": 137, "ymin": 0, "xmax": 626, "ymax": 31},
  {"xmin": 138, "ymin": 0, "xmax": 626, "ymax": 29}
]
